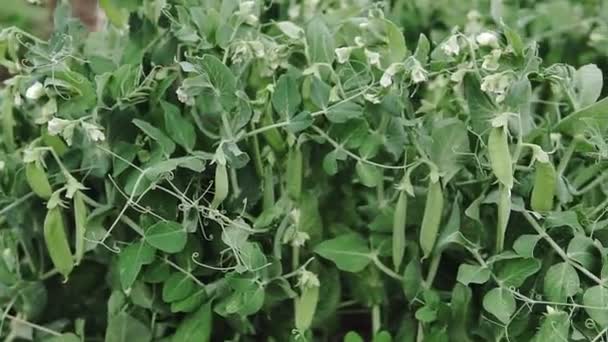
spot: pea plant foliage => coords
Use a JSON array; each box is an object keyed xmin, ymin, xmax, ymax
[{"xmin": 1, "ymin": 0, "xmax": 608, "ymax": 341}]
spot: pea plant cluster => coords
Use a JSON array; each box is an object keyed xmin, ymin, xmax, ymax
[{"xmin": 0, "ymin": 0, "xmax": 608, "ymax": 341}]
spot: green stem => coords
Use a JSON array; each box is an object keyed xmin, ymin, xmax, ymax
[
  {"xmin": 557, "ymin": 139, "xmax": 577, "ymax": 175},
  {"xmin": 372, "ymin": 305, "xmax": 381, "ymax": 335},
  {"xmin": 424, "ymin": 253, "xmax": 442, "ymax": 288},
  {"xmin": 373, "ymin": 256, "xmax": 402, "ymax": 280}
]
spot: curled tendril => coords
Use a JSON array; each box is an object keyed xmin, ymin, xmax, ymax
[
  {"xmin": 191, "ymin": 252, "xmax": 236, "ymax": 272},
  {"xmin": 585, "ymin": 318, "xmax": 597, "ymax": 329}
]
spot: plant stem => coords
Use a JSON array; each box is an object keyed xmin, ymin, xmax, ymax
[
  {"xmin": 371, "ymin": 305, "xmax": 380, "ymax": 334},
  {"xmin": 373, "ymin": 256, "xmax": 402, "ymax": 280},
  {"xmin": 424, "ymin": 253, "xmax": 442, "ymax": 288}
]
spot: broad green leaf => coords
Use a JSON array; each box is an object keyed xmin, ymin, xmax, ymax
[
  {"xmin": 133, "ymin": 119, "xmax": 176, "ymax": 157},
  {"xmin": 199, "ymin": 54, "xmax": 237, "ymax": 110},
  {"xmin": 325, "ymin": 101, "xmax": 363, "ymax": 123},
  {"xmin": 105, "ymin": 312, "xmax": 151, "ymax": 342},
  {"xmin": 276, "ymin": 21, "xmax": 304, "ymax": 39},
  {"xmin": 463, "ymin": 73, "xmax": 495, "ymax": 134},
  {"xmin": 496, "ymin": 258, "xmax": 541, "ymax": 287},
  {"xmin": 311, "ymin": 76, "xmax": 330, "ymax": 109},
  {"xmin": 48, "ymin": 333, "xmax": 81, "ymax": 342},
  {"xmin": 171, "ymin": 288, "xmax": 207, "ymax": 313},
  {"xmin": 583, "ymin": 285, "xmax": 608, "ymax": 327},
  {"xmin": 344, "ymin": 331, "xmax": 364, "ymax": 342},
  {"xmin": 172, "ymin": 302, "xmax": 212, "ymax": 342},
  {"xmin": 449, "ymin": 284, "xmax": 473, "ymax": 342},
  {"xmin": 513, "ymin": 234, "xmax": 541, "ymax": 258},
  {"xmin": 567, "ymin": 235, "xmax": 596, "ymax": 269},
  {"xmin": 574, "ymin": 64, "xmax": 602, "ymax": 108},
  {"xmin": 119, "ymin": 241, "xmax": 156, "ymax": 290},
  {"xmin": 306, "ymin": 17, "xmax": 335, "ymax": 64},
  {"xmin": 163, "ymin": 272, "xmax": 196, "ymax": 303},
  {"xmin": 373, "ymin": 331, "xmax": 392, "ymax": 342},
  {"xmin": 162, "ymin": 100, "xmax": 196, "ymax": 152},
  {"xmin": 379, "ymin": 18, "xmax": 407, "ymax": 64},
  {"xmin": 272, "ymin": 74, "xmax": 301, "ymax": 117},
  {"xmin": 543, "ymin": 262, "xmax": 580, "ymax": 302},
  {"xmin": 430, "ymin": 119, "xmax": 469, "ymax": 182},
  {"xmin": 355, "ymin": 161, "xmax": 381, "ymax": 187},
  {"xmin": 482, "ymin": 287, "xmax": 516, "ymax": 324},
  {"xmin": 456, "ymin": 264, "xmax": 491, "ymax": 286},
  {"xmin": 145, "ymin": 221, "xmax": 187, "ymax": 253},
  {"xmin": 532, "ymin": 310, "xmax": 570, "ymax": 341},
  {"xmin": 414, "ymin": 34, "xmax": 430, "ymax": 63},
  {"xmin": 288, "ymin": 111, "xmax": 313, "ymax": 133},
  {"xmin": 555, "ymin": 97, "xmax": 608, "ymax": 136},
  {"xmin": 314, "ymin": 234, "xmax": 372, "ymax": 272}
]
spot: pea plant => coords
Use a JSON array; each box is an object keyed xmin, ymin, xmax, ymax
[{"xmin": 1, "ymin": 0, "xmax": 608, "ymax": 341}]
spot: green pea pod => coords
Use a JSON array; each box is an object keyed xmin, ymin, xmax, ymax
[
  {"xmin": 44, "ymin": 206, "xmax": 74, "ymax": 279},
  {"xmin": 210, "ymin": 163, "xmax": 229, "ymax": 209},
  {"xmin": 25, "ymin": 161, "xmax": 53, "ymax": 199},
  {"xmin": 261, "ymin": 108, "xmax": 286, "ymax": 153},
  {"xmin": 392, "ymin": 191, "xmax": 407, "ymax": 270},
  {"xmin": 496, "ymin": 184, "xmax": 511, "ymax": 252},
  {"xmin": 42, "ymin": 132, "xmax": 68, "ymax": 156},
  {"xmin": 73, "ymin": 191, "xmax": 88, "ymax": 265},
  {"xmin": 531, "ymin": 161, "xmax": 556, "ymax": 213},
  {"xmin": 488, "ymin": 126, "xmax": 513, "ymax": 189},
  {"xmin": 286, "ymin": 146, "xmax": 303, "ymax": 201},
  {"xmin": 294, "ymin": 285, "xmax": 319, "ymax": 332},
  {"xmin": 420, "ymin": 179, "xmax": 444, "ymax": 258}
]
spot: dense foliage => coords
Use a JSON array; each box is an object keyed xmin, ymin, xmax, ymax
[{"xmin": 1, "ymin": 0, "xmax": 608, "ymax": 341}]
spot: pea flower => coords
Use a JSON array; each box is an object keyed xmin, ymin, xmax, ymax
[
  {"xmin": 298, "ymin": 270, "xmax": 320, "ymax": 288},
  {"xmin": 411, "ymin": 60, "xmax": 428, "ymax": 84},
  {"xmin": 47, "ymin": 117, "xmax": 71, "ymax": 136},
  {"xmin": 82, "ymin": 122, "xmax": 106, "ymax": 143},
  {"xmin": 476, "ymin": 31, "xmax": 499, "ymax": 48},
  {"xmin": 380, "ymin": 63, "xmax": 402, "ymax": 87},
  {"xmin": 482, "ymin": 49, "xmax": 502, "ymax": 71},
  {"xmin": 334, "ymin": 47, "xmax": 352, "ymax": 64},
  {"xmin": 441, "ymin": 35, "xmax": 460, "ymax": 56},
  {"xmin": 365, "ymin": 49, "xmax": 381, "ymax": 67},
  {"xmin": 25, "ymin": 81, "xmax": 44, "ymax": 100}
]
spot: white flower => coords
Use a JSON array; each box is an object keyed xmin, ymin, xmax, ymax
[
  {"xmin": 482, "ymin": 49, "xmax": 501, "ymax": 71},
  {"xmin": 364, "ymin": 92, "xmax": 382, "ymax": 104},
  {"xmin": 13, "ymin": 93, "xmax": 22, "ymax": 107},
  {"xmin": 298, "ymin": 270, "xmax": 320, "ymax": 288},
  {"xmin": 176, "ymin": 87, "xmax": 193, "ymax": 106},
  {"xmin": 22, "ymin": 148, "xmax": 39, "ymax": 163},
  {"xmin": 25, "ymin": 81, "xmax": 44, "ymax": 100},
  {"xmin": 354, "ymin": 36, "xmax": 365, "ymax": 47},
  {"xmin": 476, "ymin": 32, "xmax": 499, "ymax": 48},
  {"xmin": 288, "ymin": 4, "xmax": 300, "ymax": 19},
  {"xmin": 481, "ymin": 73, "xmax": 513, "ymax": 103},
  {"xmin": 47, "ymin": 118, "xmax": 71, "ymax": 136},
  {"xmin": 238, "ymin": 1, "xmax": 258, "ymax": 25},
  {"xmin": 365, "ymin": 49, "xmax": 381, "ymax": 67},
  {"xmin": 411, "ymin": 60, "xmax": 428, "ymax": 83},
  {"xmin": 467, "ymin": 10, "xmax": 481, "ymax": 21},
  {"xmin": 451, "ymin": 63, "xmax": 470, "ymax": 83},
  {"xmin": 291, "ymin": 231, "xmax": 310, "ymax": 247},
  {"xmin": 441, "ymin": 35, "xmax": 460, "ymax": 56},
  {"xmin": 334, "ymin": 47, "xmax": 352, "ymax": 64},
  {"xmin": 82, "ymin": 122, "xmax": 105, "ymax": 143},
  {"xmin": 380, "ymin": 63, "xmax": 402, "ymax": 88}
]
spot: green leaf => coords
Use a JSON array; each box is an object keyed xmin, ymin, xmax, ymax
[
  {"xmin": 288, "ymin": 111, "xmax": 313, "ymax": 133},
  {"xmin": 272, "ymin": 74, "xmax": 301, "ymax": 117},
  {"xmin": 133, "ymin": 119, "xmax": 176, "ymax": 157},
  {"xmin": 513, "ymin": 234, "xmax": 541, "ymax": 258},
  {"xmin": 306, "ymin": 17, "xmax": 335, "ymax": 64},
  {"xmin": 555, "ymin": 97, "xmax": 608, "ymax": 136},
  {"xmin": 373, "ymin": 331, "xmax": 393, "ymax": 342},
  {"xmin": 355, "ymin": 161, "xmax": 381, "ymax": 187},
  {"xmin": 119, "ymin": 241, "xmax": 156, "ymax": 290},
  {"xmin": 171, "ymin": 288, "xmax": 207, "ymax": 313},
  {"xmin": 379, "ymin": 18, "xmax": 407, "ymax": 64},
  {"xmin": 162, "ymin": 101, "xmax": 196, "ymax": 152},
  {"xmin": 430, "ymin": 119, "xmax": 469, "ymax": 182},
  {"xmin": 532, "ymin": 310, "xmax": 570, "ymax": 341},
  {"xmin": 583, "ymin": 285, "xmax": 608, "ymax": 327},
  {"xmin": 496, "ymin": 258, "xmax": 541, "ymax": 287},
  {"xmin": 199, "ymin": 54, "xmax": 237, "ymax": 110},
  {"xmin": 482, "ymin": 287, "xmax": 516, "ymax": 324},
  {"xmin": 105, "ymin": 312, "xmax": 151, "ymax": 342},
  {"xmin": 464, "ymin": 73, "xmax": 495, "ymax": 134},
  {"xmin": 314, "ymin": 234, "xmax": 372, "ymax": 272},
  {"xmin": 145, "ymin": 221, "xmax": 187, "ymax": 253},
  {"xmin": 574, "ymin": 64, "xmax": 602, "ymax": 108},
  {"xmin": 48, "ymin": 333, "xmax": 81, "ymax": 342},
  {"xmin": 567, "ymin": 235, "xmax": 596, "ymax": 270},
  {"xmin": 172, "ymin": 302, "xmax": 212, "ymax": 342},
  {"xmin": 311, "ymin": 77, "xmax": 331, "ymax": 109},
  {"xmin": 456, "ymin": 264, "xmax": 491, "ymax": 286},
  {"xmin": 326, "ymin": 101, "xmax": 363, "ymax": 123},
  {"xmin": 543, "ymin": 262, "xmax": 580, "ymax": 302},
  {"xmin": 163, "ymin": 272, "xmax": 196, "ymax": 303},
  {"xmin": 344, "ymin": 331, "xmax": 364, "ymax": 342}
]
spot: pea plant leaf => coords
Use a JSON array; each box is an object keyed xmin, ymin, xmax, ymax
[
  {"xmin": 314, "ymin": 234, "xmax": 372, "ymax": 272},
  {"xmin": 145, "ymin": 221, "xmax": 187, "ymax": 253}
]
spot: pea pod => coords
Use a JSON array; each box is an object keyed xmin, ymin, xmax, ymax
[
  {"xmin": 44, "ymin": 206, "xmax": 74, "ymax": 279},
  {"xmin": 488, "ymin": 126, "xmax": 513, "ymax": 189},
  {"xmin": 294, "ymin": 285, "xmax": 319, "ymax": 332},
  {"xmin": 392, "ymin": 190, "xmax": 408, "ymax": 270},
  {"xmin": 263, "ymin": 165, "xmax": 275, "ymax": 211},
  {"xmin": 419, "ymin": 179, "xmax": 444, "ymax": 258},
  {"xmin": 25, "ymin": 161, "xmax": 53, "ymax": 199},
  {"xmin": 210, "ymin": 163, "xmax": 229, "ymax": 209},
  {"xmin": 73, "ymin": 191, "xmax": 88, "ymax": 265},
  {"xmin": 531, "ymin": 161, "xmax": 556, "ymax": 213},
  {"xmin": 496, "ymin": 184, "xmax": 511, "ymax": 252},
  {"xmin": 261, "ymin": 107, "xmax": 286, "ymax": 153},
  {"xmin": 286, "ymin": 145, "xmax": 303, "ymax": 201}
]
